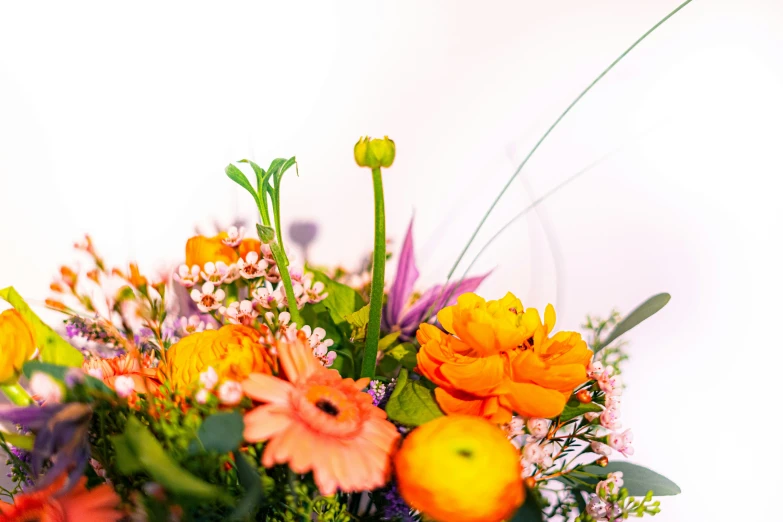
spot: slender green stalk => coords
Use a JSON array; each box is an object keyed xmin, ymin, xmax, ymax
[
  {"xmin": 270, "ymin": 242, "xmax": 302, "ymax": 327},
  {"xmin": 361, "ymin": 167, "xmax": 386, "ymax": 379},
  {"xmin": 0, "ymin": 383, "xmax": 32, "ymax": 407},
  {"xmin": 443, "ymin": 0, "xmax": 694, "ymax": 283}
]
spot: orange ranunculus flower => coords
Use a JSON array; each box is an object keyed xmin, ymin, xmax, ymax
[
  {"xmin": 0, "ymin": 310, "xmax": 36, "ymax": 383},
  {"xmin": 238, "ymin": 238, "xmax": 261, "ymax": 259},
  {"xmin": 185, "ymin": 235, "xmax": 239, "ymax": 268},
  {"xmin": 159, "ymin": 325, "xmax": 274, "ymax": 389},
  {"xmin": 83, "ymin": 351, "xmax": 160, "ymax": 394},
  {"xmin": 416, "ymin": 292, "xmax": 592, "ymax": 423}
]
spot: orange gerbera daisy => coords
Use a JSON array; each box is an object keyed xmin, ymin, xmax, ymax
[
  {"xmin": 0, "ymin": 474, "xmax": 123, "ymax": 521},
  {"xmin": 83, "ymin": 351, "xmax": 160, "ymax": 394},
  {"xmin": 416, "ymin": 292, "xmax": 592, "ymax": 422},
  {"xmin": 242, "ymin": 333, "xmax": 400, "ymax": 495}
]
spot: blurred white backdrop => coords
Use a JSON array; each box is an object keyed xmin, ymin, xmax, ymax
[{"xmin": 1, "ymin": 1, "xmax": 781, "ymax": 520}]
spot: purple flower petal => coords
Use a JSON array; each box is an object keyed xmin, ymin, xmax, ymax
[
  {"xmin": 383, "ymin": 217, "xmax": 420, "ymax": 329},
  {"xmin": 398, "ymin": 273, "xmax": 490, "ymax": 339}
]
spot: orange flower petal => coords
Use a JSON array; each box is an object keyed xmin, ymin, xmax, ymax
[
  {"xmin": 502, "ymin": 382, "xmax": 567, "ymax": 419},
  {"xmin": 242, "ymin": 373, "xmax": 294, "ymax": 405},
  {"xmin": 438, "ymin": 355, "xmax": 508, "ymax": 396},
  {"xmin": 278, "ymin": 338, "xmax": 321, "ymax": 383},
  {"xmin": 433, "ymin": 387, "xmax": 484, "ymax": 416},
  {"xmin": 243, "ymin": 405, "xmax": 294, "ymax": 442}
]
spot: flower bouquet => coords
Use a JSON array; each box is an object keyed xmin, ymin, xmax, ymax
[{"xmin": 0, "ymin": 4, "xmax": 690, "ymax": 521}]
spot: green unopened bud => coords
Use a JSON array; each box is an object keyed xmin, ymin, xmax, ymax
[{"xmin": 354, "ymin": 136, "xmax": 395, "ymax": 169}]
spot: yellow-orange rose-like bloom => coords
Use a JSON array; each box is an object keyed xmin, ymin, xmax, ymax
[
  {"xmin": 0, "ymin": 310, "xmax": 36, "ymax": 383},
  {"xmin": 185, "ymin": 235, "xmax": 239, "ymax": 268},
  {"xmin": 159, "ymin": 325, "xmax": 274, "ymax": 389},
  {"xmin": 416, "ymin": 292, "xmax": 592, "ymax": 422},
  {"xmin": 395, "ymin": 415, "xmax": 523, "ymax": 522}
]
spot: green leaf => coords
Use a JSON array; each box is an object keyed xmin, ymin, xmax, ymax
[
  {"xmin": 385, "ymin": 369, "xmax": 444, "ymax": 426},
  {"xmin": 0, "ymin": 431, "xmax": 34, "ymax": 451},
  {"xmin": 256, "ymin": 224, "xmax": 276, "ymax": 243},
  {"xmin": 225, "ymin": 164, "xmax": 261, "ymax": 208},
  {"xmin": 110, "ymin": 434, "xmax": 143, "ymax": 474},
  {"xmin": 189, "ymin": 411, "xmax": 244, "ymax": 454},
  {"xmin": 559, "ymin": 398, "xmax": 603, "ymax": 422},
  {"xmin": 596, "ymin": 293, "xmax": 670, "ymax": 352},
  {"xmin": 510, "ymin": 490, "xmax": 544, "ymax": 522},
  {"xmin": 0, "ymin": 287, "xmax": 84, "ymax": 367},
  {"xmin": 384, "ymin": 342, "xmax": 417, "ymax": 370},
  {"xmin": 345, "ymin": 304, "xmax": 370, "ymax": 342},
  {"xmin": 378, "ymin": 331, "xmax": 400, "ymax": 352},
  {"xmin": 578, "ymin": 462, "xmax": 681, "ymax": 496},
  {"xmin": 22, "ymin": 361, "xmax": 112, "ymax": 393},
  {"xmin": 122, "ymin": 416, "xmax": 230, "ymax": 502},
  {"xmin": 231, "ymin": 451, "xmax": 263, "ymax": 520},
  {"xmin": 307, "ymin": 269, "xmax": 366, "ymax": 338}
]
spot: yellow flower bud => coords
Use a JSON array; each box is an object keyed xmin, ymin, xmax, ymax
[
  {"xmin": 0, "ymin": 310, "xmax": 36, "ymax": 383},
  {"xmin": 354, "ymin": 136, "xmax": 395, "ymax": 169}
]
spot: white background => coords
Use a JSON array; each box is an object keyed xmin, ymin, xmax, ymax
[{"xmin": 1, "ymin": 1, "xmax": 781, "ymax": 520}]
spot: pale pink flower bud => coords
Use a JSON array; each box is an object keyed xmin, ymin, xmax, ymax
[
  {"xmin": 30, "ymin": 372, "xmax": 63, "ymax": 404},
  {"xmin": 526, "ymin": 418, "xmax": 549, "ymax": 439},
  {"xmin": 591, "ymin": 441, "xmax": 613, "ymax": 456},
  {"xmin": 195, "ymin": 388, "xmax": 210, "ymax": 405},
  {"xmin": 114, "ymin": 375, "xmax": 136, "ymax": 398},
  {"xmin": 199, "ymin": 367, "xmax": 218, "ymax": 390},
  {"xmin": 218, "ymin": 380, "xmax": 243, "ymax": 406}
]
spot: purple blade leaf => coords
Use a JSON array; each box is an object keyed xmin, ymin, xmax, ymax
[
  {"xmin": 383, "ymin": 217, "xmax": 420, "ymax": 328},
  {"xmin": 398, "ymin": 272, "xmax": 490, "ymax": 338}
]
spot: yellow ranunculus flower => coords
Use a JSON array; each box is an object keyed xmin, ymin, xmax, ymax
[
  {"xmin": 395, "ymin": 415, "xmax": 524, "ymax": 522},
  {"xmin": 159, "ymin": 325, "xmax": 274, "ymax": 389},
  {"xmin": 0, "ymin": 310, "xmax": 36, "ymax": 383},
  {"xmin": 185, "ymin": 235, "xmax": 239, "ymax": 268}
]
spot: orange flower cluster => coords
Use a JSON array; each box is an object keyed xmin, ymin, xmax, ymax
[
  {"xmin": 185, "ymin": 234, "xmax": 261, "ymax": 268},
  {"xmin": 416, "ymin": 292, "xmax": 592, "ymax": 422}
]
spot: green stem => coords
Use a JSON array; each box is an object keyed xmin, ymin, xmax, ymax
[
  {"xmin": 443, "ymin": 0, "xmax": 694, "ymax": 284},
  {"xmin": 361, "ymin": 167, "xmax": 386, "ymax": 379},
  {"xmin": 0, "ymin": 383, "xmax": 33, "ymax": 407},
  {"xmin": 270, "ymin": 242, "xmax": 302, "ymax": 327}
]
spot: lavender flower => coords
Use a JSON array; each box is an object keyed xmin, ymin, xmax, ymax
[
  {"xmin": 381, "ymin": 482, "xmax": 416, "ymax": 521},
  {"xmin": 381, "ymin": 217, "xmax": 488, "ymax": 341},
  {"xmin": 0, "ymin": 403, "xmax": 93, "ymax": 493}
]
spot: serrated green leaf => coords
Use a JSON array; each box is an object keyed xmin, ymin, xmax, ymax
[
  {"xmin": 345, "ymin": 304, "xmax": 370, "ymax": 342},
  {"xmin": 225, "ymin": 164, "xmax": 261, "ymax": 208},
  {"xmin": 189, "ymin": 411, "xmax": 244, "ymax": 454},
  {"xmin": 578, "ymin": 462, "xmax": 681, "ymax": 496},
  {"xmin": 559, "ymin": 398, "xmax": 603, "ymax": 422},
  {"xmin": 385, "ymin": 369, "xmax": 443, "ymax": 426},
  {"xmin": 230, "ymin": 451, "xmax": 263, "ymax": 520},
  {"xmin": 123, "ymin": 417, "xmax": 230, "ymax": 502},
  {"xmin": 596, "ymin": 293, "xmax": 670, "ymax": 352},
  {"xmin": 0, "ymin": 287, "xmax": 83, "ymax": 367}
]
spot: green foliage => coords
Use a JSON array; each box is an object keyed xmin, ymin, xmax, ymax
[
  {"xmin": 22, "ymin": 360, "xmax": 112, "ymax": 394},
  {"xmin": 559, "ymin": 398, "xmax": 602, "ymax": 422},
  {"xmin": 510, "ymin": 490, "xmax": 544, "ymax": 522},
  {"xmin": 595, "ymin": 293, "xmax": 670, "ymax": 353},
  {"xmin": 112, "ymin": 417, "xmax": 230, "ymax": 502},
  {"xmin": 189, "ymin": 411, "xmax": 244, "ymax": 454},
  {"xmin": 345, "ymin": 304, "xmax": 370, "ymax": 342},
  {"xmin": 0, "ymin": 286, "xmax": 83, "ymax": 367},
  {"xmin": 378, "ymin": 342, "xmax": 417, "ymax": 375},
  {"xmin": 385, "ymin": 369, "xmax": 443, "ymax": 426},
  {"xmin": 231, "ymin": 451, "xmax": 263, "ymax": 520},
  {"xmin": 579, "ymin": 462, "xmax": 680, "ymax": 496},
  {"xmin": 225, "ymin": 164, "xmax": 261, "ymax": 210}
]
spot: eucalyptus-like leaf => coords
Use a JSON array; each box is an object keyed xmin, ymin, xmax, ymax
[
  {"xmin": 231, "ymin": 451, "xmax": 263, "ymax": 520},
  {"xmin": 596, "ymin": 293, "xmax": 670, "ymax": 352},
  {"xmin": 188, "ymin": 411, "xmax": 244, "ymax": 454},
  {"xmin": 578, "ymin": 462, "xmax": 681, "ymax": 496},
  {"xmin": 225, "ymin": 163, "xmax": 261, "ymax": 208}
]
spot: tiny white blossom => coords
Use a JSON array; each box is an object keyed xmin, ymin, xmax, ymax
[
  {"xmin": 221, "ymin": 226, "xmax": 245, "ymax": 247},
  {"xmin": 190, "ymin": 282, "xmax": 225, "ymax": 313},
  {"xmin": 220, "ymin": 300, "xmax": 259, "ymax": 326},
  {"xmin": 200, "ymin": 261, "xmax": 231, "ymax": 285},
  {"xmin": 526, "ymin": 418, "xmax": 550, "ymax": 439},
  {"xmin": 199, "ymin": 367, "xmax": 218, "ymax": 390},
  {"xmin": 195, "ymin": 388, "xmax": 210, "ymax": 404},
  {"xmin": 173, "ymin": 264, "xmax": 200, "ymax": 287},
  {"xmin": 238, "ymin": 252, "xmax": 268, "ymax": 280}
]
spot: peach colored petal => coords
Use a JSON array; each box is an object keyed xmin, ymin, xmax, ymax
[
  {"xmin": 278, "ymin": 339, "xmax": 320, "ymax": 382},
  {"xmin": 243, "ymin": 405, "xmax": 294, "ymax": 442},
  {"xmin": 352, "ymin": 377, "xmax": 371, "ymax": 390},
  {"xmin": 242, "ymin": 373, "xmax": 294, "ymax": 405}
]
